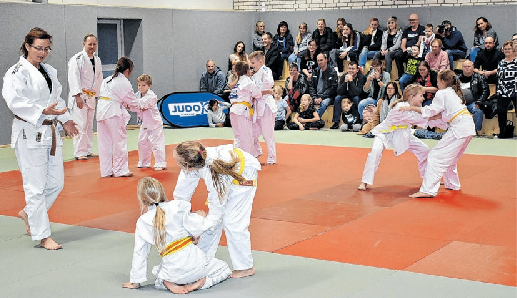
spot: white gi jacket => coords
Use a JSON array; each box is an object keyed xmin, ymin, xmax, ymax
[
  {"xmin": 2, "ymin": 56, "xmax": 71, "ymax": 148},
  {"xmin": 67, "ymin": 50, "xmax": 102, "ymax": 109},
  {"xmin": 251, "ymin": 65, "xmax": 277, "ymax": 120},
  {"xmin": 129, "ymin": 200, "xmax": 214, "ymax": 284},
  {"xmin": 96, "ymin": 74, "xmax": 136, "ymax": 122},
  {"xmin": 420, "ymin": 87, "xmax": 476, "ymax": 138},
  {"xmin": 229, "ymin": 75, "xmax": 261, "ymax": 116},
  {"xmin": 371, "ymin": 102, "xmax": 428, "ymax": 156},
  {"xmin": 134, "ymin": 90, "xmax": 162, "ymax": 130}
]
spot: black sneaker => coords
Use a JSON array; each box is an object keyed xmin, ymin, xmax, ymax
[{"xmin": 330, "ymin": 122, "xmax": 340, "ymax": 129}]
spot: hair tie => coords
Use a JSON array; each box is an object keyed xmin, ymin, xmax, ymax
[{"xmin": 199, "ymin": 150, "xmax": 203, "ymax": 155}]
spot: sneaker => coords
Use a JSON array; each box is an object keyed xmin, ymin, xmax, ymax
[{"xmin": 330, "ymin": 122, "xmax": 340, "ymax": 129}]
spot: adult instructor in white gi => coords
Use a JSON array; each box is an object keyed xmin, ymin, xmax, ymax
[
  {"xmin": 68, "ymin": 33, "xmax": 102, "ymax": 160},
  {"xmin": 2, "ymin": 27, "xmax": 79, "ymax": 250}
]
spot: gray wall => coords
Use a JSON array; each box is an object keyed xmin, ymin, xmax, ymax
[{"xmin": 0, "ymin": 2, "xmax": 515, "ymax": 145}]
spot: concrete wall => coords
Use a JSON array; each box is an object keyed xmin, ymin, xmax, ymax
[{"xmin": 1, "ymin": 0, "xmax": 234, "ymax": 10}]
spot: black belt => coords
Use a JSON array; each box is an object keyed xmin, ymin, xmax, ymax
[{"xmin": 15, "ymin": 115, "xmax": 57, "ymax": 156}]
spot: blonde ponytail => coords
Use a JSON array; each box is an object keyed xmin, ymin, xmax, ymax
[{"xmin": 137, "ymin": 177, "xmax": 168, "ymax": 252}]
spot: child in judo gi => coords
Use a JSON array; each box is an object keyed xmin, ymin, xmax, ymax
[
  {"xmin": 400, "ymin": 70, "xmax": 476, "ymax": 198},
  {"xmin": 122, "ymin": 177, "xmax": 231, "ymax": 293},
  {"xmin": 132, "ymin": 74, "xmax": 166, "ymax": 171},
  {"xmin": 173, "ymin": 141, "xmax": 261, "ymax": 278},
  {"xmin": 358, "ymin": 84, "xmax": 431, "ymax": 191}
]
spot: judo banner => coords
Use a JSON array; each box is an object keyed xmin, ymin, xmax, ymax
[{"xmin": 159, "ymin": 92, "xmax": 224, "ymax": 127}]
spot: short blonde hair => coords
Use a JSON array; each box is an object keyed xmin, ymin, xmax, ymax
[
  {"xmin": 273, "ymin": 85, "xmax": 283, "ymax": 94},
  {"xmin": 249, "ymin": 51, "xmax": 265, "ymax": 62},
  {"xmin": 137, "ymin": 74, "xmax": 152, "ymax": 85}
]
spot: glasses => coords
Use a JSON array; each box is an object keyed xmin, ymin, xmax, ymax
[
  {"xmin": 388, "ymin": 21, "xmax": 395, "ymax": 24},
  {"xmin": 386, "ymin": 87, "xmax": 395, "ymax": 89},
  {"xmin": 408, "ymin": 19, "xmax": 417, "ymax": 21},
  {"xmin": 484, "ymin": 42, "xmax": 494, "ymax": 44},
  {"xmin": 30, "ymin": 45, "xmax": 52, "ymax": 52},
  {"xmin": 299, "ymin": 27, "xmax": 306, "ymax": 29}
]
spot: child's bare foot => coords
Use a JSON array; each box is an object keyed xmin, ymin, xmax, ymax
[
  {"xmin": 122, "ymin": 282, "xmax": 140, "ymax": 289},
  {"xmin": 185, "ymin": 277, "xmax": 206, "ymax": 292},
  {"xmin": 39, "ymin": 237, "xmax": 63, "ymax": 250},
  {"xmin": 231, "ymin": 267, "xmax": 255, "ymax": 278},
  {"xmin": 358, "ymin": 183, "xmax": 367, "ymax": 191},
  {"xmin": 18, "ymin": 210, "xmax": 31, "ymax": 235},
  {"xmin": 409, "ymin": 191, "xmax": 435, "ymax": 198},
  {"xmin": 153, "ymin": 167, "xmax": 165, "ymax": 171},
  {"xmin": 163, "ymin": 280, "xmax": 188, "ymax": 294}
]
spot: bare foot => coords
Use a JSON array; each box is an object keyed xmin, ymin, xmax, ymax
[
  {"xmin": 231, "ymin": 267, "xmax": 255, "ymax": 278},
  {"xmin": 117, "ymin": 172, "xmax": 133, "ymax": 177},
  {"xmin": 18, "ymin": 210, "xmax": 31, "ymax": 235},
  {"xmin": 39, "ymin": 237, "xmax": 63, "ymax": 250},
  {"xmin": 185, "ymin": 277, "xmax": 206, "ymax": 292},
  {"xmin": 153, "ymin": 167, "xmax": 165, "ymax": 171},
  {"xmin": 163, "ymin": 280, "xmax": 188, "ymax": 294},
  {"xmin": 122, "ymin": 282, "xmax": 140, "ymax": 289},
  {"xmin": 409, "ymin": 191, "xmax": 435, "ymax": 198},
  {"xmin": 358, "ymin": 183, "xmax": 367, "ymax": 191}
]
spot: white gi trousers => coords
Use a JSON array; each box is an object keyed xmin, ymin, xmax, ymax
[
  {"xmin": 72, "ymin": 99, "xmax": 95, "ymax": 157},
  {"xmin": 362, "ymin": 136, "xmax": 429, "ymax": 185},
  {"xmin": 14, "ymin": 138, "xmax": 63, "ymax": 241},
  {"xmin": 230, "ymin": 113, "xmax": 254, "ymax": 156},
  {"xmin": 420, "ymin": 132, "xmax": 473, "ymax": 196},
  {"xmin": 97, "ymin": 116, "xmax": 130, "ymax": 177},
  {"xmin": 252, "ymin": 106, "xmax": 277, "ymax": 163},
  {"xmin": 137, "ymin": 126, "xmax": 166, "ymax": 168}
]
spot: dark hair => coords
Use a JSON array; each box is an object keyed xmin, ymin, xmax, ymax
[
  {"xmin": 262, "ymin": 32, "xmax": 273, "ymax": 40},
  {"xmin": 233, "ymin": 41, "xmax": 246, "ymax": 54},
  {"xmin": 441, "ymin": 20, "xmax": 452, "ymax": 26},
  {"xmin": 417, "ymin": 61, "xmax": 431, "ymax": 77},
  {"xmin": 234, "ymin": 61, "xmax": 249, "ymax": 76},
  {"xmin": 108, "ymin": 57, "xmax": 134, "ymax": 83},
  {"xmin": 277, "ymin": 21, "xmax": 290, "ymax": 36},
  {"xmin": 348, "ymin": 60, "xmax": 359, "ymax": 68},
  {"xmin": 208, "ymin": 99, "xmax": 218, "ymax": 110},
  {"xmin": 289, "ymin": 62, "xmax": 299, "ymax": 70},
  {"xmin": 20, "ymin": 27, "xmax": 52, "ymax": 58},
  {"xmin": 474, "ymin": 17, "xmax": 492, "ymax": 33},
  {"xmin": 342, "ymin": 23, "xmax": 355, "ymax": 46},
  {"xmin": 83, "ymin": 33, "xmax": 97, "ymax": 42},
  {"xmin": 383, "ymin": 82, "xmax": 401, "ymax": 104}
]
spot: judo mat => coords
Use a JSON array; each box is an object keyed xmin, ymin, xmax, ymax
[{"xmin": 0, "ymin": 128, "xmax": 515, "ymax": 297}]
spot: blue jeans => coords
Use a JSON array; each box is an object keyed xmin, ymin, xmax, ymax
[
  {"xmin": 446, "ymin": 49, "xmax": 467, "ymax": 69},
  {"xmin": 358, "ymin": 97, "xmax": 378, "ymax": 119},
  {"xmin": 467, "ymin": 102, "xmax": 483, "ymax": 132},
  {"xmin": 288, "ymin": 53, "xmax": 302, "ymax": 70},
  {"xmin": 469, "ymin": 47, "xmax": 480, "ymax": 62},
  {"xmin": 333, "ymin": 95, "xmax": 361, "ymax": 122},
  {"xmin": 317, "ymin": 97, "xmax": 333, "ymax": 118},
  {"xmin": 399, "ymin": 74, "xmax": 413, "ymax": 92},
  {"xmin": 359, "ymin": 48, "xmax": 378, "ymax": 67}
]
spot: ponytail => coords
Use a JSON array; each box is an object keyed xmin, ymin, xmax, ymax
[
  {"xmin": 107, "ymin": 56, "xmax": 134, "ymax": 83},
  {"xmin": 438, "ymin": 69, "xmax": 464, "ymax": 104},
  {"xmin": 137, "ymin": 177, "xmax": 167, "ymax": 252}
]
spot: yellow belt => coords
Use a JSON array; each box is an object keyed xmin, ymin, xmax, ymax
[
  {"xmin": 160, "ymin": 236, "xmax": 193, "ymax": 257},
  {"xmin": 234, "ymin": 101, "xmax": 253, "ymax": 116},
  {"xmin": 448, "ymin": 109, "xmax": 470, "ymax": 124},
  {"xmin": 379, "ymin": 124, "xmax": 409, "ymax": 133},
  {"xmin": 82, "ymin": 89, "xmax": 96, "ymax": 98},
  {"xmin": 99, "ymin": 96, "xmax": 111, "ymax": 100}
]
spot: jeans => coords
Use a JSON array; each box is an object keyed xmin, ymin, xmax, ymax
[
  {"xmin": 288, "ymin": 53, "xmax": 302, "ymax": 71},
  {"xmin": 466, "ymin": 102, "xmax": 483, "ymax": 132},
  {"xmin": 446, "ymin": 49, "xmax": 467, "ymax": 69},
  {"xmin": 358, "ymin": 97, "xmax": 378, "ymax": 119},
  {"xmin": 394, "ymin": 50, "xmax": 409, "ymax": 79},
  {"xmin": 317, "ymin": 97, "xmax": 333, "ymax": 118},
  {"xmin": 399, "ymin": 74, "xmax": 413, "ymax": 92},
  {"xmin": 469, "ymin": 47, "xmax": 480, "ymax": 62},
  {"xmin": 359, "ymin": 48, "xmax": 378, "ymax": 67},
  {"xmin": 332, "ymin": 95, "xmax": 361, "ymax": 122}
]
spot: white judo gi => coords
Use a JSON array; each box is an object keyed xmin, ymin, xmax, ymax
[
  {"xmin": 133, "ymin": 89, "xmax": 166, "ymax": 168},
  {"xmin": 251, "ymin": 66, "xmax": 278, "ymax": 163},
  {"xmin": 2, "ymin": 56, "xmax": 71, "ymax": 241},
  {"xmin": 129, "ymin": 200, "xmax": 231, "ymax": 290},
  {"xmin": 173, "ymin": 144, "xmax": 261, "ymax": 271},
  {"xmin": 67, "ymin": 50, "xmax": 102, "ymax": 158},
  {"xmin": 96, "ymin": 74, "xmax": 136, "ymax": 177},
  {"xmin": 361, "ymin": 102, "xmax": 430, "ymax": 186},
  {"xmin": 418, "ymin": 87, "xmax": 476, "ymax": 196}
]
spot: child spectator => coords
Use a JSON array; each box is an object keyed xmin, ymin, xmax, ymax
[
  {"xmin": 288, "ymin": 94, "xmax": 325, "ymax": 130},
  {"xmin": 339, "ymin": 98, "xmax": 361, "ymax": 132},
  {"xmin": 420, "ymin": 24, "xmax": 435, "ymax": 58},
  {"xmin": 133, "ymin": 74, "xmax": 166, "ymax": 171},
  {"xmin": 207, "ymin": 99, "xmax": 231, "ymax": 128},
  {"xmin": 273, "ymin": 85, "xmax": 290, "ymax": 130},
  {"xmin": 399, "ymin": 45, "xmax": 423, "ymax": 91}
]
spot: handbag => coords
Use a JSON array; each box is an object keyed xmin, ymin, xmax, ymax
[{"xmin": 499, "ymin": 120, "xmax": 514, "ymax": 139}]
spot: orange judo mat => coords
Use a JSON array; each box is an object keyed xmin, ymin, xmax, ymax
[{"xmin": 0, "ymin": 139, "xmax": 515, "ymax": 286}]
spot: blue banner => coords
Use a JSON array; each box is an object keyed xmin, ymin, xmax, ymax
[{"xmin": 159, "ymin": 92, "xmax": 226, "ymax": 127}]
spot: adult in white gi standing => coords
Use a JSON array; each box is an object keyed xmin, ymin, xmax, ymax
[
  {"xmin": 67, "ymin": 33, "xmax": 102, "ymax": 160},
  {"xmin": 2, "ymin": 27, "xmax": 79, "ymax": 250},
  {"xmin": 173, "ymin": 141, "xmax": 261, "ymax": 278},
  {"xmin": 401, "ymin": 70, "xmax": 476, "ymax": 198}
]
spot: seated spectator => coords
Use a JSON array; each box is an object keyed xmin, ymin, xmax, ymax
[
  {"xmin": 399, "ymin": 45, "xmax": 424, "ymax": 91},
  {"xmin": 273, "ymin": 85, "xmax": 290, "ymax": 130},
  {"xmin": 474, "ymin": 36, "xmax": 505, "ymax": 84},
  {"xmin": 273, "ymin": 21, "xmax": 294, "ymax": 61},
  {"xmin": 339, "ymin": 98, "xmax": 361, "ymax": 132},
  {"xmin": 253, "ymin": 21, "xmax": 266, "ymax": 51},
  {"xmin": 329, "ymin": 23, "xmax": 361, "ymax": 73},
  {"xmin": 287, "ymin": 94, "xmax": 325, "ymax": 130},
  {"xmin": 289, "ymin": 22, "xmax": 312, "ymax": 65},
  {"xmin": 260, "ymin": 32, "xmax": 283, "ymax": 80},
  {"xmin": 470, "ymin": 17, "xmax": 499, "ymax": 62},
  {"xmin": 300, "ymin": 40, "xmax": 320, "ymax": 82},
  {"xmin": 425, "ymin": 39, "xmax": 450, "ymax": 72},
  {"xmin": 394, "ymin": 13, "xmax": 425, "ymax": 79},
  {"xmin": 359, "ymin": 18, "xmax": 383, "ymax": 68},
  {"xmin": 438, "ymin": 20, "xmax": 467, "ymax": 69},
  {"xmin": 420, "ymin": 24, "xmax": 435, "ymax": 58},
  {"xmin": 408, "ymin": 61, "xmax": 438, "ymax": 106},
  {"xmin": 374, "ymin": 16, "xmax": 403, "ymax": 75},
  {"xmin": 228, "ymin": 41, "xmax": 248, "ymax": 74},
  {"xmin": 312, "ymin": 19, "xmax": 334, "ymax": 56},
  {"xmin": 495, "ymin": 40, "xmax": 517, "ymax": 138},
  {"xmin": 331, "ymin": 61, "xmax": 366, "ymax": 129},
  {"xmin": 200, "ymin": 59, "xmax": 227, "ymax": 98},
  {"xmin": 285, "ymin": 62, "xmax": 309, "ymax": 115},
  {"xmin": 358, "ymin": 59, "xmax": 391, "ymax": 118},
  {"xmin": 333, "ymin": 18, "xmax": 346, "ymax": 51},
  {"xmin": 458, "ymin": 60, "xmax": 488, "ymax": 133},
  {"xmin": 207, "ymin": 99, "xmax": 231, "ymax": 128},
  {"xmin": 309, "ymin": 53, "xmax": 338, "ymax": 118},
  {"xmin": 513, "ymin": 33, "xmax": 517, "ymax": 47},
  {"xmin": 359, "ymin": 82, "xmax": 403, "ymax": 134}
]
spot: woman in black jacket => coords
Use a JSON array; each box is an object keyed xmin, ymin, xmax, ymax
[{"xmin": 312, "ymin": 19, "xmax": 334, "ymax": 56}]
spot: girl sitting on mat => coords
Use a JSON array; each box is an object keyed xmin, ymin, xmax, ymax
[
  {"xmin": 122, "ymin": 177, "xmax": 231, "ymax": 293},
  {"xmin": 173, "ymin": 141, "xmax": 261, "ymax": 278}
]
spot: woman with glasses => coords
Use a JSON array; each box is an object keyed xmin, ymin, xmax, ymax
[
  {"xmin": 252, "ymin": 21, "xmax": 266, "ymax": 51},
  {"xmin": 288, "ymin": 22, "xmax": 312, "ymax": 66},
  {"xmin": 470, "ymin": 17, "xmax": 499, "ymax": 62},
  {"xmin": 2, "ymin": 27, "xmax": 79, "ymax": 250},
  {"xmin": 495, "ymin": 41, "xmax": 517, "ymax": 138},
  {"xmin": 375, "ymin": 16, "xmax": 403, "ymax": 75}
]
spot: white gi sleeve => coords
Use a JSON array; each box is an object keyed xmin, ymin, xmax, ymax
[
  {"xmin": 173, "ymin": 170, "xmax": 201, "ymax": 202},
  {"xmin": 421, "ymin": 91, "xmax": 445, "ymax": 119},
  {"xmin": 67, "ymin": 55, "xmax": 82, "ymax": 98},
  {"xmin": 182, "ymin": 208, "xmax": 216, "ymax": 238},
  {"xmin": 129, "ymin": 219, "xmax": 152, "ymax": 284},
  {"xmin": 2, "ymin": 69, "xmax": 45, "ymax": 126}
]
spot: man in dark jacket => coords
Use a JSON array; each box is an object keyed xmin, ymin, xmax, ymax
[
  {"xmin": 331, "ymin": 61, "xmax": 366, "ymax": 128},
  {"xmin": 359, "ymin": 18, "xmax": 383, "ymax": 68},
  {"xmin": 438, "ymin": 20, "xmax": 467, "ymax": 69},
  {"xmin": 200, "ymin": 59, "xmax": 227, "ymax": 98},
  {"xmin": 474, "ymin": 36, "xmax": 505, "ymax": 84},
  {"xmin": 458, "ymin": 60, "xmax": 489, "ymax": 133},
  {"xmin": 309, "ymin": 53, "xmax": 338, "ymax": 117},
  {"xmin": 260, "ymin": 32, "xmax": 283, "ymax": 80}
]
